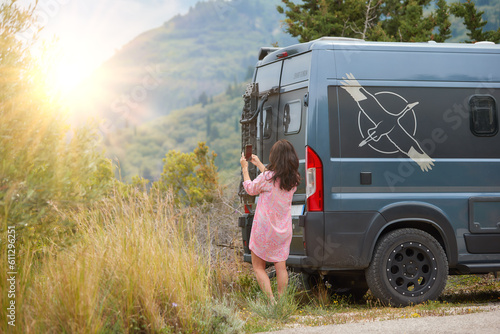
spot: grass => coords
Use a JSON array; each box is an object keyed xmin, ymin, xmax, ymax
[
  {"xmin": 1, "ymin": 187, "xmax": 244, "ymax": 333},
  {"xmin": 246, "ymin": 277, "xmax": 300, "ymax": 322}
]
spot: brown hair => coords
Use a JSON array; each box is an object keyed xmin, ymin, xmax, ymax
[{"xmin": 266, "ymin": 139, "xmax": 301, "ymax": 191}]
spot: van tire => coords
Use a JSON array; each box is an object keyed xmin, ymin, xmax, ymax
[{"xmin": 365, "ymin": 228, "xmax": 448, "ymax": 307}]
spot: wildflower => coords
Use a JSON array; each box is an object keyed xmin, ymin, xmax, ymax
[{"xmin": 172, "ymin": 302, "xmax": 178, "ymax": 308}]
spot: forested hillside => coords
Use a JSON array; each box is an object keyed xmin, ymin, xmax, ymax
[
  {"xmin": 82, "ymin": 0, "xmax": 295, "ymax": 128},
  {"xmin": 96, "ymin": 0, "xmax": 296, "ymax": 181},
  {"xmin": 105, "ymin": 84, "xmax": 245, "ymax": 181}
]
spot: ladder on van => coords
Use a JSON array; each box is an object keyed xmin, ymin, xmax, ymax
[{"xmin": 238, "ymin": 83, "xmax": 259, "ymax": 207}]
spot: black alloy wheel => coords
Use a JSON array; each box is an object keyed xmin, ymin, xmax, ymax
[{"xmin": 366, "ymin": 228, "xmax": 448, "ymax": 306}]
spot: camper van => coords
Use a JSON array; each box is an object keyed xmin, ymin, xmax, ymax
[{"xmin": 238, "ymin": 37, "xmax": 500, "ymax": 306}]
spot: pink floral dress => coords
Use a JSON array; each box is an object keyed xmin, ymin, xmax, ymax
[{"xmin": 243, "ymin": 171, "xmax": 296, "ymax": 263}]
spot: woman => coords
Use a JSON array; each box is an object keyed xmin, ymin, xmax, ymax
[{"xmin": 240, "ymin": 139, "xmax": 300, "ymax": 302}]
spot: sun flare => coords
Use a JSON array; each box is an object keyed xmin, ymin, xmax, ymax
[
  {"xmin": 42, "ymin": 48, "xmax": 93, "ymax": 99},
  {"xmin": 50, "ymin": 60, "xmax": 89, "ymax": 95},
  {"xmin": 36, "ymin": 40, "xmax": 103, "ymax": 117}
]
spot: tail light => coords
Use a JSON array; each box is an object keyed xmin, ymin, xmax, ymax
[
  {"xmin": 244, "ymin": 204, "xmax": 252, "ymax": 214},
  {"xmin": 306, "ymin": 146, "xmax": 324, "ymax": 211}
]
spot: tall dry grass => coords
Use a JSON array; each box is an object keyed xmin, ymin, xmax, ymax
[{"xmin": 5, "ymin": 186, "xmax": 243, "ymax": 333}]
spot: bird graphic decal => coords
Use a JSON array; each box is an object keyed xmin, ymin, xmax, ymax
[{"xmin": 340, "ymin": 73, "xmax": 435, "ymax": 172}]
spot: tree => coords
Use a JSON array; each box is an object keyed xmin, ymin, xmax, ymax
[
  {"xmin": 450, "ymin": 0, "xmax": 498, "ymax": 43},
  {"xmin": 357, "ymin": 0, "xmax": 382, "ymax": 40},
  {"xmin": 276, "ymin": 0, "xmax": 499, "ymax": 43},
  {"xmin": 198, "ymin": 91, "xmax": 209, "ymax": 106},
  {"xmin": 206, "ymin": 111, "xmax": 211, "ymax": 138},
  {"xmin": 433, "ymin": 0, "xmax": 452, "ymax": 42},
  {"xmin": 277, "ymin": 0, "xmax": 356, "ymax": 42},
  {"xmin": 277, "ymin": 0, "xmax": 436, "ymax": 42},
  {"xmin": 156, "ymin": 142, "xmax": 219, "ymax": 206}
]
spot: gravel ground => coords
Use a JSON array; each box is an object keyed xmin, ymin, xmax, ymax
[{"xmin": 258, "ymin": 305, "xmax": 500, "ymax": 334}]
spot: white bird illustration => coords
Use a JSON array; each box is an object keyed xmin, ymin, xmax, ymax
[{"xmin": 340, "ymin": 73, "xmax": 434, "ymax": 172}]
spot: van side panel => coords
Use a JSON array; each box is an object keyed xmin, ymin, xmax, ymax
[{"xmin": 326, "ymin": 47, "xmax": 500, "ymax": 268}]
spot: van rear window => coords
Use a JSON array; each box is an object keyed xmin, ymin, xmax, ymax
[
  {"xmin": 281, "ymin": 52, "xmax": 312, "ymax": 86},
  {"xmin": 255, "ymin": 61, "xmax": 282, "ymax": 92},
  {"xmin": 263, "ymin": 107, "xmax": 272, "ymax": 139},
  {"xmin": 284, "ymin": 100, "xmax": 302, "ymax": 134},
  {"xmin": 469, "ymin": 95, "xmax": 498, "ymax": 136}
]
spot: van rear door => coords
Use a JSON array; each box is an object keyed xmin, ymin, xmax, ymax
[
  {"xmin": 276, "ymin": 52, "xmax": 311, "ymax": 257},
  {"xmin": 254, "ymin": 60, "xmax": 282, "ymax": 159}
]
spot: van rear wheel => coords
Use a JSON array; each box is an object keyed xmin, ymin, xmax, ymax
[{"xmin": 365, "ymin": 228, "xmax": 448, "ymax": 307}]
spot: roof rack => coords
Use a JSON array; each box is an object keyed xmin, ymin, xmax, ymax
[
  {"xmin": 474, "ymin": 41, "xmax": 495, "ymax": 45},
  {"xmin": 316, "ymin": 36, "xmax": 364, "ymax": 42}
]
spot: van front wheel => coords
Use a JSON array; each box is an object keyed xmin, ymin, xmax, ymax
[{"xmin": 365, "ymin": 228, "xmax": 448, "ymax": 307}]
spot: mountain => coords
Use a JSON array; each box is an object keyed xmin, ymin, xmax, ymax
[
  {"xmin": 79, "ymin": 0, "xmax": 296, "ymax": 130},
  {"xmin": 88, "ymin": 0, "xmax": 296, "ymax": 180}
]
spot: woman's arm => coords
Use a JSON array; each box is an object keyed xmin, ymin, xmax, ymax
[
  {"xmin": 240, "ymin": 153, "xmax": 250, "ymax": 182},
  {"xmin": 241, "ymin": 153, "xmax": 269, "ymax": 195},
  {"xmin": 250, "ymin": 154, "xmax": 266, "ymax": 173}
]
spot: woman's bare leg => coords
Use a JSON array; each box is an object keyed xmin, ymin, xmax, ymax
[
  {"xmin": 251, "ymin": 251, "xmax": 275, "ymax": 302},
  {"xmin": 274, "ymin": 261, "xmax": 288, "ymax": 298}
]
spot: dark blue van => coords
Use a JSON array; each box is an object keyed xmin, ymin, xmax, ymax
[{"xmin": 239, "ymin": 37, "xmax": 500, "ymax": 306}]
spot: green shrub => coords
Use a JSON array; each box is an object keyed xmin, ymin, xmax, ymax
[{"xmin": 155, "ymin": 142, "xmax": 219, "ymax": 206}]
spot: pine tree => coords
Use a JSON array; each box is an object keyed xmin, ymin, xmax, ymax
[
  {"xmin": 277, "ymin": 0, "xmax": 355, "ymax": 42},
  {"xmin": 433, "ymin": 0, "xmax": 452, "ymax": 42},
  {"xmin": 450, "ymin": 0, "xmax": 488, "ymax": 42},
  {"xmin": 198, "ymin": 91, "xmax": 208, "ymax": 106},
  {"xmin": 206, "ymin": 111, "xmax": 211, "ymax": 138}
]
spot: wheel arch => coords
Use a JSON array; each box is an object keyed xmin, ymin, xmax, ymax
[{"xmin": 363, "ymin": 202, "xmax": 458, "ymax": 268}]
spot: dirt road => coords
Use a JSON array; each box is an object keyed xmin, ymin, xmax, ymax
[{"xmin": 259, "ymin": 305, "xmax": 500, "ymax": 334}]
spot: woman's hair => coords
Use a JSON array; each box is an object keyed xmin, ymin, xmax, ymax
[{"xmin": 266, "ymin": 139, "xmax": 301, "ymax": 191}]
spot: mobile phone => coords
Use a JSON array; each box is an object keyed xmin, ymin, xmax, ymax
[{"xmin": 245, "ymin": 144, "xmax": 252, "ymax": 161}]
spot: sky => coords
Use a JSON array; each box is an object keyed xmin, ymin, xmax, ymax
[{"xmin": 14, "ymin": 0, "xmax": 202, "ymax": 90}]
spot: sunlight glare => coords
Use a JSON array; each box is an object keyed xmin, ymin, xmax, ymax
[
  {"xmin": 37, "ymin": 40, "xmax": 103, "ymax": 118},
  {"xmin": 51, "ymin": 60, "xmax": 89, "ymax": 95},
  {"xmin": 43, "ymin": 46, "xmax": 93, "ymax": 98}
]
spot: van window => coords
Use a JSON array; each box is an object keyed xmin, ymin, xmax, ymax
[
  {"xmin": 263, "ymin": 107, "xmax": 272, "ymax": 139},
  {"xmin": 281, "ymin": 52, "xmax": 312, "ymax": 86},
  {"xmin": 284, "ymin": 100, "xmax": 302, "ymax": 134},
  {"xmin": 469, "ymin": 95, "xmax": 498, "ymax": 136},
  {"xmin": 255, "ymin": 61, "xmax": 282, "ymax": 92}
]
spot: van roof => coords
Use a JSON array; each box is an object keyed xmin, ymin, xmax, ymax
[{"xmin": 258, "ymin": 37, "xmax": 500, "ymax": 65}]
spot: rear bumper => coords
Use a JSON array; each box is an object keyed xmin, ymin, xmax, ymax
[
  {"xmin": 243, "ymin": 253, "xmax": 311, "ymax": 267},
  {"xmin": 240, "ymin": 211, "xmax": 325, "ymax": 269}
]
